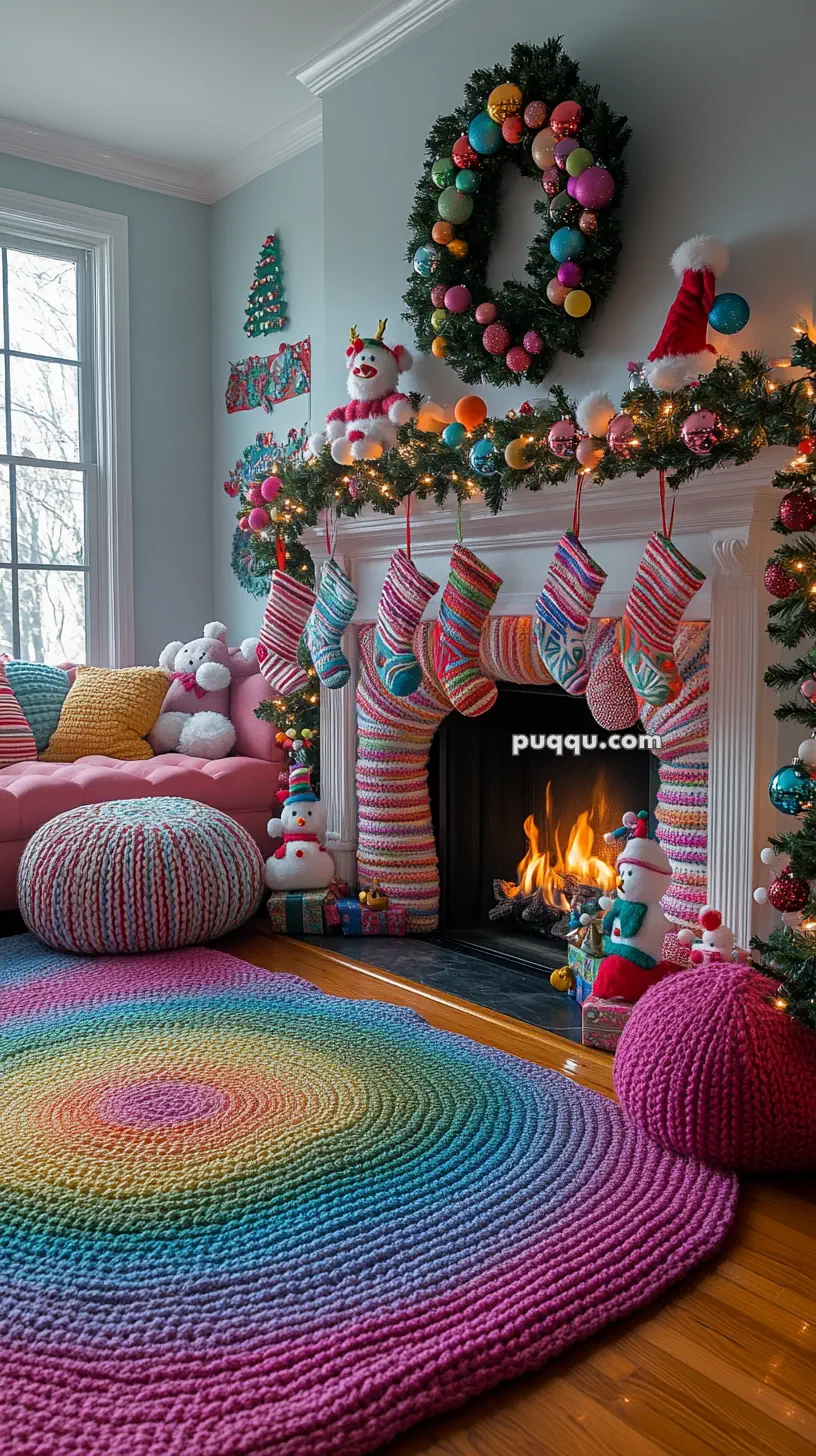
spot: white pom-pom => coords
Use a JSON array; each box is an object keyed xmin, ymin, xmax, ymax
[
  {"xmin": 195, "ymin": 660, "xmax": 230, "ymax": 692},
  {"xmin": 307, "ymin": 431, "xmax": 327, "ymax": 456},
  {"xmin": 760, "ymin": 846, "xmax": 778, "ymax": 866},
  {"xmin": 203, "ymin": 621, "xmax": 228, "ymax": 642},
  {"xmin": 622, "ymin": 811, "xmax": 639, "ymax": 828},
  {"xmin": 158, "ymin": 640, "xmax": 184, "ymax": 672},
  {"xmin": 330, "ymin": 436, "xmax": 354, "ymax": 465},
  {"xmin": 575, "ymin": 391, "xmax": 616, "ymax": 438},
  {"xmin": 676, "ymin": 928, "xmax": 695, "ymax": 945},
  {"xmin": 798, "ymin": 737, "xmax": 816, "ymax": 766},
  {"xmin": 389, "ymin": 397, "xmax": 414, "ymax": 425},
  {"xmin": 598, "ymin": 895, "xmax": 615, "ymax": 911},
  {"xmin": 753, "ymin": 886, "xmax": 768, "ymax": 904},
  {"xmin": 670, "ymin": 235, "xmax": 730, "ymax": 278},
  {"xmin": 240, "ymin": 635, "xmax": 259, "ymax": 660},
  {"xmin": 643, "ymin": 351, "xmax": 718, "ymax": 392},
  {"xmin": 579, "ymin": 912, "xmax": 593, "ymax": 926}
]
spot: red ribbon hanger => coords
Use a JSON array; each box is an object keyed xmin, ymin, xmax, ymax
[
  {"xmin": 572, "ymin": 470, "xmax": 587, "ymax": 537},
  {"xmin": 405, "ymin": 491, "xmax": 412, "ymax": 560},
  {"xmin": 659, "ymin": 468, "xmax": 676, "ymax": 538}
]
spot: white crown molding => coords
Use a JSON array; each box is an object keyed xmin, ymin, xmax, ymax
[
  {"xmin": 204, "ymin": 106, "xmax": 322, "ymax": 202},
  {"xmin": 294, "ymin": 0, "xmax": 468, "ymax": 96}
]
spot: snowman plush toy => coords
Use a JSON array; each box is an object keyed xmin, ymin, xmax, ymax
[
  {"xmin": 592, "ymin": 810, "xmax": 682, "ymax": 1002},
  {"xmin": 265, "ymin": 764, "xmax": 335, "ymax": 892}
]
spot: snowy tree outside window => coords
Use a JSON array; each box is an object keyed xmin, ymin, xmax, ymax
[{"xmin": 0, "ymin": 242, "xmax": 89, "ymax": 662}]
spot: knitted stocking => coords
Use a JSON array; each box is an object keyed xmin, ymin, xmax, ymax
[
  {"xmin": 256, "ymin": 570, "xmax": 316, "ymax": 695},
  {"xmin": 374, "ymin": 548, "xmax": 439, "ymax": 698},
  {"xmin": 433, "ymin": 543, "xmax": 502, "ymax": 717},
  {"xmin": 305, "ymin": 557, "xmax": 358, "ymax": 689},
  {"xmin": 620, "ymin": 533, "xmax": 705, "ymax": 707},
  {"xmin": 534, "ymin": 531, "xmax": 607, "ymax": 695}
]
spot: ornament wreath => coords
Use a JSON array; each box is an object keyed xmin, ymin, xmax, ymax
[{"xmin": 403, "ymin": 39, "xmax": 630, "ymax": 386}]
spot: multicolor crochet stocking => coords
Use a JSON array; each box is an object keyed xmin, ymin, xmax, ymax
[
  {"xmin": 374, "ymin": 548, "xmax": 439, "ymax": 697},
  {"xmin": 256, "ymin": 570, "xmax": 316, "ymax": 695},
  {"xmin": 305, "ymin": 557, "xmax": 358, "ymax": 689},
  {"xmin": 433, "ymin": 543, "xmax": 502, "ymax": 717},
  {"xmin": 534, "ymin": 531, "xmax": 607, "ymax": 695},
  {"xmin": 620, "ymin": 533, "xmax": 705, "ymax": 707}
]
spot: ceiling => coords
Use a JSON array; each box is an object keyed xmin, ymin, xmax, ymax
[{"xmin": 0, "ymin": 0, "xmax": 434, "ymax": 194}]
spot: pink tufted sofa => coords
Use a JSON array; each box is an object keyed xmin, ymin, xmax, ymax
[{"xmin": 0, "ymin": 669, "xmax": 286, "ymax": 911}]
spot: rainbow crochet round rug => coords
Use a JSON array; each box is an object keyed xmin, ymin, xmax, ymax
[{"xmin": 0, "ymin": 937, "xmax": 738, "ymax": 1456}]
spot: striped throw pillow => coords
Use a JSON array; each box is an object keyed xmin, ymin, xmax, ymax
[{"xmin": 0, "ymin": 659, "xmax": 37, "ymax": 768}]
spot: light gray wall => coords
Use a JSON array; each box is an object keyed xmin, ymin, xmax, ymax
[
  {"xmin": 0, "ymin": 154, "xmax": 211, "ymax": 664},
  {"xmin": 210, "ymin": 144, "xmax": 324, "ymax": 639}
]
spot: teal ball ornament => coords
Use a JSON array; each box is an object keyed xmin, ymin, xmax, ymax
[
  {"xmin": 549, "ymin": 227, "xmax": 585, "ymax": 263},
  {"xmin": 431, "ymin": 156, "xmax": 456, "ymax": 189},
  {"xmin": 455, "ymin": 168, "xmax": 481, "ymax": 194},
  {"xmin": 708, "ymin": 292, "xmax": 751, "ymax": 335},
  {"xmin": 769, "ymin": 762, "xmax": 816, "ymax": 815},
  {"xmin": 442, "ymin": 421, "xmax": 468, "ymax": 448},
  {"xmin": 469, "ymin": 437, "xmax": 499, "ymax": 477},
  {"xmin": 438, "ymin": 187, "xmax": 474, "ymax": 224},
  {"xmin": 413, "ymin": 244, "xmax": 440, "ymax": 278},
  {"xmin": 467, "ymin": 112, "xmax": 503, "ymax": 156}
]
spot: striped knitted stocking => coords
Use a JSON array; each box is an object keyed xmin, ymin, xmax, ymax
[
  {"xmin": 534, "ymin": 531, "xmax": 607, "ymax": 695},
  {"xmin": 433, "ymin": 543, "xmax": 502, "ymax": 717},
  {"xmin": 256, "ymin": 570, "xmax": 316, "ymax": 695},
  {"xmin": 620, "ymin": 533, "xmax": 705, "ymax": 707},
  {"xmin": 374, "ymin": 548, "xmax": 439, "ymax": 698},
  {"xmin": 305, "ymin": 557, "xmax": 358, "ymax": 689}
]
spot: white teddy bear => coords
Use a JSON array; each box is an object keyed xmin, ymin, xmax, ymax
[{"xmin": 150, "ymin": 621, "xmax": 259, "ymax": 760}]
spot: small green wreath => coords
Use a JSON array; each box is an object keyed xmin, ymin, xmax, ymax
[{"xmin": 403, "ymin": 40, "xmax": 630, "ymax": 387}]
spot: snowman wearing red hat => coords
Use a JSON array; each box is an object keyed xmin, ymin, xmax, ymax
[
  {"xmin": 644, "ymin": 236, "xmax": 731, "ymax": 392},
  {"xmin": 591, "ymin": 810, "xmax": 683, "ymax": 1001},
  {"xmin": 308, "ymin": 321, "xmax": 415, "ymax": 464}
]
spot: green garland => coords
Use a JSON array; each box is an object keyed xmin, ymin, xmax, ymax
[{"xmin": 403, "ymin": 39, "xmax": 630, "ymax": 386}]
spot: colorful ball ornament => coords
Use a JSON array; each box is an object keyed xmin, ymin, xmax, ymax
[
  {"xmin": 482, "ymin": 322, "xmax": 511, "ymax": 355},
  {"xmin": 452, "ymin": 135, "xmax": 479, "ymax": 169},
  {"xmin": 764, "ymin": 560, "xmax": 798, "ymax": 598},
  {"xmin": 557, "ymin": 261, "xmax": 583, "ymax": 288},
  {"xmin": 438, "ymin": 187, "xmax": 473, "ymax": 224},
  {"xmin": 431, "ymin": 283, "xmax": 447, "ymax": 307},
  {"xmin": 432, "ymin": 220, "xmax": 454, "ymax": 244},
  {"xmin": 799, "ymin": 436, "xmax": 816, "ymax": 456},
  {"xmin": 573, "ymin": 166, "xmax": 616, "ymax": 210},
  {"xmin": 550, "ymin": 100, "xmax": 583, "ymax": 138},
  {"xmin": 681, "ymin": 409, "xmax": 722, "ymax": 456},
  {"xmin": 798, "ymin": 736, "xmax": 816, "ymax": 768},
  {"xmin": 550, "ymin": 227, "xmax": 584, "ymax": 263},
  {"xmin": 431, "ymin": 308, "xmax": 448, "ymax": 331},
  {"xmin": 566, "ymin": 147, "xmax": 594, "ymax": 177},
  {"xmin": 576, "ymin": 438, "xmax": 604, "ymax": 469},
  {"xmin": 578, "ymin": 210, "xmax": 599, "ymax": 236},
  {"xmin": 444, "ymin": 285, "xmax": 472, "ymax": 314},
  {"xmin": 523, "ymin": 330, "xmax": 544, "ymax": 355},
  {"xmin": 767, "ymin": 869, "xmax": 810, "ymax": 912},
  {"xmin": 506, "ymin": 346, "xmax": 531, "ymax": 374},
  {"xmin": 547, "ymin": 418, "xmax": 578, "ymax": 458},
  {"xmin": 475, "ymin": 301, "xmax": 497, "ymax": 325},
  {"xmin": 554, "ymin": 137, "xmax": 580, "ymax": 169},
  {"xmin": 779, "ymin": 491, "xmax": 816, "ymax": 531},
  {"xmin": 413, "ymin": 244, "xmax": 440, "ymax": 277},
  {"xmin": 540, "ymin": 166, "xmax": 561, "ymax": 198},
  {"xmin": 432, "ymin": 336, "xmax": 447, "ymax": 358},
  {"xmin": 238, "ymin": 515, "xmax": 251, "ymax": 531},
  {"xmin": 248, "ymin": 485, "xmax": 264, "ymax": 506},
  {"xmin": 456, "ymin": 169, "xmax": 481, "ymax": 194},
  {"xmin": 564, "ymin": 289, "xmax": 591, "ymax": 318},
  {"xmin": 442, "ymin": 421, "xmax": 467, "ymax": 447},
  {"xmin": 247, "ymin": 507, "xmax": 270, "ymax": 531},
  {"xmin": 606, "ymin": 412, "xmax": 637, "ymax": 459},
  {"xmin": 468, "ymin": 111, "xmax": 503, "ymax": 155},
  {"xmin": 708, "ymin": 292, "xmax": 751, "ymax": 335},
  {"xmin": 531, "ymin": 128, "xmax": 558, "ymax": 169},
  {"xmin": 260, "ymin": 475, "xmax": 282, "ymax": 501},
  {"xmin": 502, "ymin": 115, "xmax": 524, "ymax": 144},
  {"xmin": 447, "ymin": 239, "xmax": 469, "ymax": 259},
  {"xmin": 487, "ymin": 83, "xmax": 523, "ymax": 122},
  {"xmin": 431, "ymin": 156, "xmax": 457, "ymax": 189},
  {"xmin": 546, "ymin": 278, "xmax": 570, "ymax": 306},
  {"xmin": 523, "ymin": 100, "xmax": 548, "ymax": 129},
  {"xmin": 769, "ymin": 762, "xmax": 816, "ymax": 815},
  {"xmin": 454, "ymin": 395, "xmax": 488, "ymax": 429},
  {"xmin": 550, "ymin": 192, "xmax": 574, "ymax": 221},
  {"xmin": 801, "ymin": 678, "xmax": 816, "ymax": 701},
  {"xmin": 505, "ymin": 438, "xmax": 534, "ymax": 470},
  {"xmin": 469, "ymin": 438, "xmax": 499, "ymax": 476}
]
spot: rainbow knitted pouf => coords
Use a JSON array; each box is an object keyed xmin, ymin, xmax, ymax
[
  {"xmin": 0, "ymin": 939, "xmax": 738, "ymax": 1456},
  {"xmin": 18, "ymin": 797, "xmax": 264, "ymax": 954},
  {"xmin": 615, "ymin": 961, "xmax": 816, "ymax": 1172}
]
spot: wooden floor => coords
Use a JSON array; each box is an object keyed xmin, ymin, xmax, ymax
[{"xmin": 220, "ymin": 921, "xmax": 816, "ymax": 1456}]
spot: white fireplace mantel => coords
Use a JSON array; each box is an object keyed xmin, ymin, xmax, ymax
[{"xmin": 304, "ymin": 448, "xmax": 790, "ymax": 944}]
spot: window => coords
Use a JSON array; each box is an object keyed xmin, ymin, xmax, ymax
[{"xmin": 0, "ymin": 190, "xmax": 132, "ymax": 667}]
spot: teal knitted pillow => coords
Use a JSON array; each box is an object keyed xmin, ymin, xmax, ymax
[{"xmin": 3, "ymin": 660, "xmax": 70, "ymax": 752}]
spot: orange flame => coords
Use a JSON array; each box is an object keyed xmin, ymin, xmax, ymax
[{"xmin": 499, "ymin": 782, "xmax": 617, "ymax": 909}]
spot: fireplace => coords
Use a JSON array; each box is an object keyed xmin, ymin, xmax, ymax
[{"xmin": 431, "ymin": 681, "xmax": 657, "ymax": 969}]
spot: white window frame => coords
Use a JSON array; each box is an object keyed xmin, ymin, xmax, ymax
[{"xmin": 0, "ymin": 186, "xmax": 133, "ymax": 667}]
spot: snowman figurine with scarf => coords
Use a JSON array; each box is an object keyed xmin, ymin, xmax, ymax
[
  {"xmin": 592, "ymin": 810, "xmax": 680, "ymax": 1001},
  {"xmin": 265, "ymin": 764, "xmax": 334, "ymax": 891}
]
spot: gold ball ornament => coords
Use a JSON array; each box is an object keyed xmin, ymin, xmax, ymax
[
  {"xmin": 487, "ymin": 82, "xmax": 523, "ymax": 123},
  {"xmin": 447, "ymin": 238, "xmax": 469, "ymax": 259},
  {"xmin": 576, "ymin": 438, "xmax": 604, "ymax": 469},
  {"xmin": 504, "ymin": 437, "xmax": 534, "ymax": 471},
  {"xmin": 549, "ymin": 966, "xmax": 574, "ymax": 992},
  {"xmin": 564, "ymin": 289, "xmax": 591, "ymax": 318},
  {"xmin": 431, "ymin": 336, "xmax": 447, "ymax": 358}
]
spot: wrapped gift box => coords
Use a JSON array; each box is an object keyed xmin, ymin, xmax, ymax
[
  {"xmin": 336, "ymin": 898, "xmax": 407, "ymax": 936},
  {"xmin": 267, "ymin": 889, "xmax": 329, "ymax": 936},
  {"xmin": 324, "ymin": 901, "xmax": 341, "ymax": 931},
  {"xmin": 567, "ymin": 943, "xmax": 603, "ymax": 1006},
  {"xmin": 582, "ymin": 994, "xmax": 634, "ymax": 1052}
]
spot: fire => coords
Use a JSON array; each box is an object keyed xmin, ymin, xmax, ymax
[{"xmin": 499, "ymin": 782, "xmax": 617, "ymax": 909}]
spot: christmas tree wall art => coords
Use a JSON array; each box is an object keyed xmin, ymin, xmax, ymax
[{"xmin": 244, "ymin": 233, "xmax": 288, "ymax": 337}]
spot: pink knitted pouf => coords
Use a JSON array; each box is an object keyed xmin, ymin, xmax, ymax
[{"xmin": 614, "ymin": 962, "xmax": 816, "ymax": 1172}]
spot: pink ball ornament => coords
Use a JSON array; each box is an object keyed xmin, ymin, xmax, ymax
[
  {"xmin": 482, "ymin": 322, "xmax": 511, "ymax": 356},
  {"xmin": 779, "ymin": 491, "xmax": 816, "ymax": 531},
  {"xmin": 540, "ymin": 166, "xmax": 561, "ymax": 198},
  {"xmin": 763, "ymin": 561, "xmax": 797, "ymax": 599},
  {"xmin": 573, "ymin": 167, "xmax": 616, "ymax": 210},
  {"xmin": 546, "ymin": 278, "xmax": 570, "ymax": 306},
  {"xmin": 475, "ymin": 301, "xmax": 497, "ymax": 325},
  {"xmin": 506, "ymin": 345, "xmax": 531, "ymax": 374},
  {"xmin": 547, "ymin": 418, "xmax": 578, "ymax": 459},
  {"xmin": 554, "ymin": 137, "xmax": 580, "ymax": 169},
  {"xmin": 523, "ymin": 100, "xmax": 548, "ymax": 129},
  {"xmin": 606, "ymin": 412, "xmax": 638, "ymax": 459},
  {"xmin": 566, "ymin": 175, "xmax": 580, "ymax": 199},
  {"xmin": 550, "ymin": 100, "xmax": 583, "ymax": 138},
  {"xmin": 444, "ymin": 284, "xmax": 472, "ymax": 314},
  {"xmin": 557, "ymin": 260, "xmax": 583, "ymax": 288},
  {"xmin": 576, "ymin": 438, "xmax": 604, "ymax": 469},
  {"xmin": 681, "ymin": 408, "xmax": 722, "ymax": 456},
  {"xmin": 238, "ymin": 515, "xmax": 252, "ymax": 531},
  {"xmin": 522, "ymin": 330, "xmax": 544, "ymax": 355},
  {"xmin": 261, "ymin": 475, "xmax": 282, "ymax": 502},
  {"xmin": 431, "ymin": 284, "xmax": 447, "ymax": 307},
  {"xmin": 248, "ymin": 485, "xmax": 264, "ymax": 506},
  {"xmin": 800, "ymin": 678, "xmax": 816, "ymax": 701},
  {"xmin": 247, "ymin": 507, "xmax": 270, "ymax": 531}
]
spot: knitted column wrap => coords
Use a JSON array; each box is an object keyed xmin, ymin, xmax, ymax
[
  {"xmin": 479, "ymin": 615, "xmax": 552, "ymax": 684},
  {"xmin": 356, "ymin": 624, "xmax": 451, "ymax": 930}
]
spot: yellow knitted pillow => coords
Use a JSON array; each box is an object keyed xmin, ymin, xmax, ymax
[{"xmin": 40, "ymin": 666, "xmax": 169, "ymax": 762}]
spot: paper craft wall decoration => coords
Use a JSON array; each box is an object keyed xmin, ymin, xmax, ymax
[
  {"xmin": 225, "ymin": 338, "xmax": 311, "ymax": 415},
  {"xmin": 244, "ymin": 233, "xmax": 288, "ymax": 336}
]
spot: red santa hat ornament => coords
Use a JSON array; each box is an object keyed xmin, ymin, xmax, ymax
[{"xmin": 644, "ymin": 236, "xmax": 730, "ymax": 392}]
